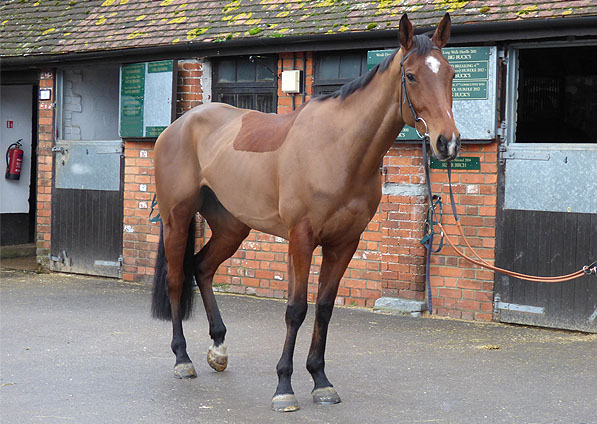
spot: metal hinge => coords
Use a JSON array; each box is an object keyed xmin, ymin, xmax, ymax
[
  {"xmin": 96, "ymin": 143, "xmax": 124, "ymax": 155},
  {"xmin": 494, "ymin": 294, "xmax": 545, "ymax": 315},
  {"xmin": 496, "ymin": 121, "xmax": 507, "ymax": 142},
  {"xmin": 498, "ymin": 49, "xmax": 508, "ymax": 65},
  {"xmin": 49, "ymin": 250, "xmax": 72, "ymax": 267},
  {"xmin": 94, "ymin": 255, "xmax": 123, "ymax": 268},
  {"xmin": 500, "ymin": 151, "xmax": 550, "ymax": 161}
]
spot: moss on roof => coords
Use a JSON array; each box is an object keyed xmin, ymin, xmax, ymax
[{"xmin": 1, "ymin": 0, "xmax": 596, "ymax": 59}]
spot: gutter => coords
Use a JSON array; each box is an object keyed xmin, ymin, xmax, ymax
[{"xmin": 2, "ymin": 16, "xmax": 597, "ymax": 69}]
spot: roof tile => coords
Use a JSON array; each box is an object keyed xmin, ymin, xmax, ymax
[{"xmin": 1, "ymin": 0, "xmax": 596, "ymax": 59}]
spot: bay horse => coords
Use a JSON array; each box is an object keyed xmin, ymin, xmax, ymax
[{"xmin": 151, "ymin": 13, "xmax": 460, "ymax": 412}]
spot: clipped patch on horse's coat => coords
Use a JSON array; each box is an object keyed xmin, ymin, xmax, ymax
[{"xmin": 233, "ymin": 109, "xmax": 302, "ymax": 153}]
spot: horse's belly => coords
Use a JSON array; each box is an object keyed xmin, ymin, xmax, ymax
[{"xmin": 202, "ymin": 152, "xmax": 287, "ymax": 239}]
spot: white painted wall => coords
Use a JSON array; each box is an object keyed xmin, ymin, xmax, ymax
[{"xmin": 0, "ymin": 85, "xmax": 33, "ymax": 214}]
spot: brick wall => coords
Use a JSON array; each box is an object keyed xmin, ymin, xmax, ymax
[
  {"xmin": 276, "ymin": 52, "xmax": 313, "ymax": 114},
  {"xmin": 36, "ymin": 69, "xmax": 55, "ymax": 264},
  {"xmin": 380, "ymin": 145, "xmax": 427, "ymax": 301},
  {"xmin": 176, "ymin": 59, "xmax": 204, "ymax": 117},
  {"xmin": 122, "ymin": 140, "xmax": 159, "ymax": 282},
  {"xmin": 427, "ymin": 143, "xmax": 498, "ymax": 321}
]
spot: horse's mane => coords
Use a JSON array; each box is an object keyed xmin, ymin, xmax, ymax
[{"xmin": 315, "ymin": 34, "xmax": 434, "ymax": 102}]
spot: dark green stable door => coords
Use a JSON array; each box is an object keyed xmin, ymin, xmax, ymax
[{"xmin": 495, "ymin": 210, "xmax": 596, "ymax": 333}]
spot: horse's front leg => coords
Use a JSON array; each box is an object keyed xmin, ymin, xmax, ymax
[
  {"xmin": 271, "ymin": 221, "xmax": 315, "ymax": 412},
  {"xmin": 306, "ymin": 239, "xmax": 359, "ymax": 405}
]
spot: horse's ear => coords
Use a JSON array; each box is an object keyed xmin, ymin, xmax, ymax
[
  {"xmin": 432, "ymin": 13, "xmax": 451, "ymax": 49},
  {"xmin": 399, "ymin": 14, "xmax": 414, "ymax": 51}
]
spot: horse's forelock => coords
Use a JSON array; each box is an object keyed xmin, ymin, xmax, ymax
[{"xmin": 412, "ymin": 34, "xmax": 434, "ymax": 56}]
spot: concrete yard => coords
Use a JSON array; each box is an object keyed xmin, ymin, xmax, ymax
[{"xmin": 1, "ymin": 268, "xmax": 596, "ymax": 424}]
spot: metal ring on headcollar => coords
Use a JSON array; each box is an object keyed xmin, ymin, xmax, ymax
[{"xmin": 414, "ymin": 116, "xmax": 429, "ymax": 139}]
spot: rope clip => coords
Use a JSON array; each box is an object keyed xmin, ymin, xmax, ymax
[{"xmin": 583, "ymin": 261, "xmax": 597, "ymax": 276}]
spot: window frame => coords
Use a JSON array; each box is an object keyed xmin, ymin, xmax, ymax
[
  {"xmin": 313, "ymin": 50, "xmax": 368, "ymax": 97},
  {"xmin": 212, "ymin": 56, "xmax": 278, "ymax": 113}
]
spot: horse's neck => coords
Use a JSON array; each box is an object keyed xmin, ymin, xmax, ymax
[{"xmin": 333, "ymin": 54, "xmax": 406, "ymax": 177}]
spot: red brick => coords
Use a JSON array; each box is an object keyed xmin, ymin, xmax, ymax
[{"xmin": 437, "ymin": 288, "xmax": 461, "ymax": 299}]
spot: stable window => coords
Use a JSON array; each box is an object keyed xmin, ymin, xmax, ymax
[
  {"xmin": 56, "ymin": 64, "xmax": 120, "ymax": 141},
  {"xmin": 212, "ymin": 56, "xmax": 277, "ymax": 113},
  {"xmin": 313, "ymin": 51, "xmax": 367, "ymax": 97},
  {"xmin": 513, "ymin": 45, "xmax": 597, "ymax": 144}
]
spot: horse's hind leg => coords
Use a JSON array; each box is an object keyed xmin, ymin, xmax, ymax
[
  {"xmin": 163, "ymin": 208, "xmax": 198, "ymax": 379},
  {"xmin": 306, "ymin": 239, "xmax": 359, "ymax": 405},
  {"xmin": 194, "ymin": 188, "xmax": 250, "ymax": 372}
]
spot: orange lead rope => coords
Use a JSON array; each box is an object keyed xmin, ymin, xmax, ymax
[{"xmin": 439, "ymin": 161, "xmax": 596, "ymax": 282}]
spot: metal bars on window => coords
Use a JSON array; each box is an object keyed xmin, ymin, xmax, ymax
[{"xmin": 212, "ymin": 56, "xmax": 277, "ymax": 113}]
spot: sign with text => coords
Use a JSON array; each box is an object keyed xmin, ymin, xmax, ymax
[
  {"xmin": 430, "ymin": 156, "xmax": 480, "ymax": 170},
  {"xmin": 119, "ymin": 60, "xmax": 176, "ymax": 138},
  {"xmin": 367, "ymin": 46, "xmax": 497, "ymax": 141},
  {"xmin": 444, "ymin": 47, "xmax": 490, "ymax": 100}
]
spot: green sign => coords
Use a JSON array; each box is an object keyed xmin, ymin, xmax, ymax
[
  {"xmin": 367, "ymin": 50, "xmax": 392, "ymax": 71},
  {"xmin": 119, "ymin": 60, "xmax": 175, "ymax": 138},
  {"xmin": 120, "ymin": 63, "xmax": 145, "ymax": 138},
  {"xmin": 444, "ymin": 47, "xmax": 490, "ymax": 100},
  {"xmin": 430, "ymin": 156, "xmax": 480, "ymax": 170},
  {"xmin": 145, "ymin": 126, "xmax": 168, "ymax": 137},
  {"xmin": 396, "ymin": 126, "xmax": 418, "ymax": 140},
  {"xmin": 148, "ymin": 60, "xmax": 173, "ymax": 73}
]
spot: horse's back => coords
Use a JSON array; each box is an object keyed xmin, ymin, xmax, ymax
[{"xmin": 155, "ymin": 103, "xmax": 290, "ymax": 236}]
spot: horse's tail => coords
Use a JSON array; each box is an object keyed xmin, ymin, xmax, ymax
[{"xmin": 151, "ymin": 218, "xmax": 196, "ymax": 321}]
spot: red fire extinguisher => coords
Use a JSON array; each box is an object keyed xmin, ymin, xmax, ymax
[{"xmin": 5, "ymin": 139, "xmax": 24, "ymax": 180}]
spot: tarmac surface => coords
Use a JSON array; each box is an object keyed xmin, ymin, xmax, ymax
[{"xmin": 1, "ymin": 267, "xmax": 596, "ymax": 424}]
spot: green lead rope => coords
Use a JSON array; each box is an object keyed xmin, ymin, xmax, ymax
[
  {"xmin": 420, "ymin": 195, "xmax": 444, "ymax": 251},
  {"xmin": 149, "ymin": 194, "xmax": 161, "ymax": 223}
]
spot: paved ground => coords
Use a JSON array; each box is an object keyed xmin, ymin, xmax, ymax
[{"xmin": 1, "ymin": 267, "xmax": 596, "ymax": 424}]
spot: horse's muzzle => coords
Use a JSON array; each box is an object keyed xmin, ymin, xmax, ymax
[{"xmin": 436, "ymin": 133, "xmax": 461, "ymax": 161}]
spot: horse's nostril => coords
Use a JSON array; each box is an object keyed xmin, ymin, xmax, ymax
[{"xmin": 437, "ymin": 135, "xmax": 448, "ymax": 153}]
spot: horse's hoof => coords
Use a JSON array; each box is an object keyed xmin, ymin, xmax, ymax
[
  {"xmin": 312, "ymin": 386, "xmax": 341, "ymax": 405},
  {"xmin": 271, "ymin": 394, "xmax": 300, "ymax": 412},
  {"xmin": 174, "ymin": 362, "xmax": 197, "ymax": 379},
  {"xmin": 207, "ymin": 343, "xmax": 228, "ymax": 372}
]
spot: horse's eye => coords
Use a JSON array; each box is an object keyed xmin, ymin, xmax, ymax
[{"xmin": 406, "ymin": 73, "xmax": 416, "ymax": 82}]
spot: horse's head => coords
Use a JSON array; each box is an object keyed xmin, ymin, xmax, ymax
[{"xmin": 399, "ymin": 13, "xmax": 460, "ymax": 161}]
